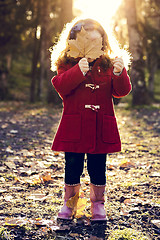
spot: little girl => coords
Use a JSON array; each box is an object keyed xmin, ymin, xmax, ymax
[{"xmin": 50, "ymin": 18, "xmax": 132, "ymax": 221}]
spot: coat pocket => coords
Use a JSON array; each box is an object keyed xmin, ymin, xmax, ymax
[
  {"xmin": 102, "ymin": 115, "xmax": 120, "ymax": 143},
  {"xmin": 59, "ymin": 114, "xmax": 81, "ymax": 142}
]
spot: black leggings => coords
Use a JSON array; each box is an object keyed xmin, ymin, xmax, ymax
[{"xmin": 65, "ymin": 152, "xmax": 107, "ymax": 185}]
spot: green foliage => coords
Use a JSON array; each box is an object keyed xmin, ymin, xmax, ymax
[
  {"xmin": 9, "ymin": 56, "xmax": 31, "ymax": 100},
  {"xmin": 107, "ymin": 228, "xmax": 150, "ymax": 240}
]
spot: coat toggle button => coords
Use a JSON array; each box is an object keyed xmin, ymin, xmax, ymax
[{"xmin": 85, "ymin": 105, "xmax": 100, "ymax": 112}]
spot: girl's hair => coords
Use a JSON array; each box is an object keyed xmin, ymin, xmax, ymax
[{"xmin": 50, "ymin": 17, "xmax": 131, "ymax": 71}]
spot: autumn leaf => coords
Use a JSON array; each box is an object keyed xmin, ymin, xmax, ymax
[
  {"xmin": 66, "ymin": 192, "xmax": 87, "ymax": 218},
  {"xmin": 67, "ymin": 27, "xmax": 104, "ymax": 59},
  {"xmin": 119, "ymin": 160, "xmax": 135, "ymax": 169},
  {"xmin": 39, "ymin": 171, "xmax": 52, "ymax": 183},
  {"xmin": 66, "ymin": 192, "xmax": 79, "ymax": 215}
]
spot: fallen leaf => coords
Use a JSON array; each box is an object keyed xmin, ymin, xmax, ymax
[
  {"xmin": 1, "ymin": 123, "xmax": 8, "ymax": 128},
  {"xmin": 5, "ymin": 161, "xmax": 16, "ymax": 169},
  {"xmin": 67, "ymin": 27, "xmax": 104, "ymax": 59},
  {"xmin": 54, "ymin": 152, "xmax": 60, "ymax": 156},
  {"xmin": 27, "ymin": 194, "xmax": 47, "ymax": 202},
  {"xmin": 151, "ymin": 220, "xmax": 160, "ymax": 228},
  {"xmin": 89, "ymin": 236, "xmax": 104, "ymax": 240},
  {"xmin": 66, "ymin": 193, "xmax": 87, "ymax": 218},
  {"xmin": 50, "ymin": 224, "xmax": 70, "ymax": 232},
  {"xmin": 33, "ymin": 178, "xmax": 42, "ymax": 185},
  {"xmin": 10, "ymin": 130, "xmax": 18, "ymax": 134},
  {"xmin": 75, "ymin": 195, "xmax": 88, "ymax": 218},
  {"xmin": 0, "ymin": 188, "xmax": 7, "ymax": 194},
  {"xmin": 124, "ymin": 199, "xmax": 132, "ymax": 205},
  {"xmin": 4, "ymin": 195, "xmax": 14, "ymax": 202},
  {"xmin": 34, "ymin": 218, "xmax": 54, "ymax": 226},
  {"xmin": 39, "ymin": 171, "xmax": 52, "ymax": 182},
  {"xmin": 66, "ymin": 192, "xmax": 79, "ymax": 214},
  {"xmin": 119, "ymin": 160, "xmax": 135, "ymax": 169},
  {"xmin": 4, "ymin": 217, "xmax": 28, "ymax": 226}
]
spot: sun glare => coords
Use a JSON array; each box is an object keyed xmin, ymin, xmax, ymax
[
  {"xmin": 73, "ymin": 0, "xmax": 122, "ymax": 29},
  {"xmin": 72, "ymin": 0, "xmax": 130, "ymax": 68}
]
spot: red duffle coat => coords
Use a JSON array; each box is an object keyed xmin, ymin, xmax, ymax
[{"xmin": 51, "ymin": 58, "xmax": 132, "ymax": 154}]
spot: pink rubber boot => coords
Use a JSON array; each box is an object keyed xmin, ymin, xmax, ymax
[
  {"xmin": 57, "ymin": 183, "xmax": 80, "ymax": 220},
  {"xmin": 90, "ymin": 183, "xmax": 107, "ymax": 221}
]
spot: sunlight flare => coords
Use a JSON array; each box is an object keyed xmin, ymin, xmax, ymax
[{"xmin": 73, "ymin": 0, "xmax": 123, "ymax": 27}]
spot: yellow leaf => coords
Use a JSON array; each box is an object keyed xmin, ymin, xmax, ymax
[
  {"xmin": 67, "ymin": 27, "xmax": 104, "ymax": 59},
  {"xmin": 39, "ymin": 171, "xmax": 52, "ymax": 183},
  {"xmin": 75, "ymin": 196, "xmax": 87, "ymax": 218},
  {"xmin": 119, "ymin": 160, "xmax": 135, "ymax": 169},
  {"xmin": 66, "ymin": 192, "xmax": 79, "ymax": 210},
  {"xmin": 66, "ymin": 193, "xmax": 87, "ymax": 218},
  {"xmin": 33, "ymin": 178, "xmax": 41, "ymax": 185}
]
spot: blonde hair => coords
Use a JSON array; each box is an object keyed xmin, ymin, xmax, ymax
[{"xmin": 50, "ymin": 17, "xmax": 131, "ymax": 71}]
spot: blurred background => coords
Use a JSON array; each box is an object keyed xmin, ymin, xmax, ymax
[{"xmin": 0, "ymin": 0, "xmax": 160, "ymax": 106}]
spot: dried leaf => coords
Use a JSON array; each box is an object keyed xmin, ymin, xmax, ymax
[
  {"xmin": 33, "ymin": 178, "xmax": 41, "ymax": 185},
  {"xmin": 89, "ymin": 236, "xmax": 104, "ymax": 240},
  {"xmin": 67, "ymin": 27, "xmax": 104, "ymax": 59},
  {"xmin": 4, "ymin": 217, "xmax": 28, "ymax": 227},
  {"xmin": 39, "ymin": 171, "xmax": 52, "ymax": 182},
  {"xmin": 124, "ymin": 199, "xmax": 132, "ymax": 205},
  {"xmin": 66, "ymin": 193, "xmax": 87, "ymax": 218},
  {"xmin": 50, "ymin": 224, "xmax": 70, "ymax": 232},
  {"xmin": 75, "ymin": 195, "xmax": 87, "ymax": 218},
  {"xmin": 120, "ymin": 208, "xmax": 130, "ymax": 216},
  {"xmin": 0, "ymin": 188, "xmax": 7, "ymax": 194},
  {"xmin": 34, "ymin": 218, "xmax": 54, "ymax": 226},
  {"xmin": 151, "ymin": 220, "xmax": 160, "ymax": 228},
  {"xmin": 119, "ymin": 160, "xmax": 135, "ymax": 169},
  {"xmin": 66, "ymin": 192, "xmax": 79, "ymax": 212},
  {"xmin": 27, "ymin": 194, "xmax": 47, "ymax": 202}
]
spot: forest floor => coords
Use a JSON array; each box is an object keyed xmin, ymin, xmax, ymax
[{"xmin": 0, "ymin": 101, "xmax": 160, "ymax": 240}]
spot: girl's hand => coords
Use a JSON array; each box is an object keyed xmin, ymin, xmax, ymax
[
  {"xmin": 78, "ymin": 58, "xmax": 89, "ymax": 74},
  {"xmin": 113, "ymin": 57, "xmax": 124, "ymax": 73}
]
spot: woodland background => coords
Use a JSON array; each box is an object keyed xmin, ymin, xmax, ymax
[
  {"xmin": 0, "ymin": 0, "xmax": 160, "ymax": 106},
  {"xmin": 0, "ymin": 1, "xmax": 160, "ymax": 239}
]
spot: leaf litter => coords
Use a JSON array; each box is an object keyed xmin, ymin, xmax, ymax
[{"xmin": 0, "ymin": 102, "xmax": 160, "ymax": 239}]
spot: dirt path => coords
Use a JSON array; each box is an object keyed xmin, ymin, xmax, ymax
[{"xmin": 0, "ymin": 102, "xmax": 160, "ymax": 240}]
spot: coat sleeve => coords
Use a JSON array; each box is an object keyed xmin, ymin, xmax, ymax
[
  {"xmin": 111, "ymin": 67, "xmax": 132, "ymax": 98},
  {"xmin": 51, "ymin": 63, "xmax": 86, "ymax": 98}
]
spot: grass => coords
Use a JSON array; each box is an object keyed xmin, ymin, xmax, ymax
[{"xmin": 107, "ymin": 228, "xmax": 150, "ymax": 240}]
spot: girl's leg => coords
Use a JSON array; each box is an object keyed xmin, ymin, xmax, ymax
[
  {"xmin": 65, "ymin": 152, "xmax": 85, "ymax": 185},
  {"xmin": 58, "ymin": 152, "xmax": 85, "ymax": 220},
  {"xmin": 87, "ymin": 153, "xmax": 107, "ymax": 221},
  {"xmin": 87, "ymin": 153, "xmax": 106, "ymax": 185}
]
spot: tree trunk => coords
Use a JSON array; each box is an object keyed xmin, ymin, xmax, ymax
[
  {"xmin": 0, "ymin": 70, "xmax": 8, "ymax": 100},
  {"xmin": 148, "ymin": 52, "xmax": 158, "ymax": 99},
  {"xmin": 147, "ymin": 44, "xmax": 158, "ymax": 100},
  {"xmin": 37, "ymin": 0, "xmax": 48, "ymax": 101},
  {"xmin": 0, "ymin": 57, "xmax": 9, "ymax": 100},
  {"xmin": 125, "ymin": 0, "xmax": 151, "ymax": 105},
  {"xmin": 47, "ymin": 0, "xmax": 73, "ymax": 104},
  {"xmin": 60, "ymin": 0, "xmax": 73, "ymax": 30},
  {"xmin": 30, "ymin": 27, "xmax": 40, "ymax": 103}
]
